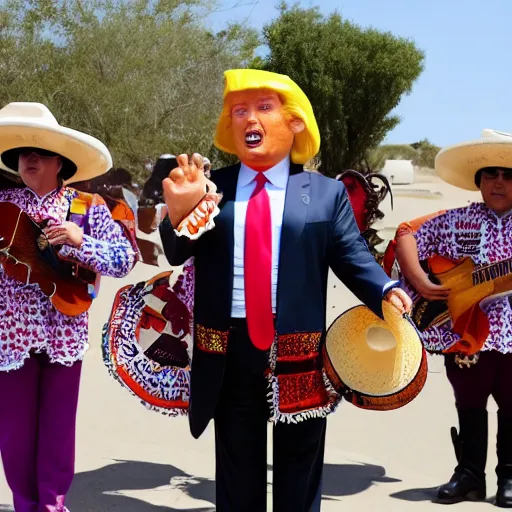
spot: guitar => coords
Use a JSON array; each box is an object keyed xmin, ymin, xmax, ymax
[
  {"xmin": 411, "ymin": 254, "xmax": 512, "ymax": 355},
  {"xmin": 0, "ymin": 202, "xmax": 93, "ymax": 316}
]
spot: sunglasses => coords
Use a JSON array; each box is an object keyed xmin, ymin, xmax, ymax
[
  {"xmin": 481, "ymin": 168, "xmax": 512, "ymax": 181},
  {"xmin": 19, "ymin": 147, "xmax": 60, "ymax": 158}
]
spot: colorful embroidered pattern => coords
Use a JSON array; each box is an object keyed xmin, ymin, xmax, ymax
[
  {"xmin": 195, "ymin": 324, "xmax": 229, "ymax": 354},
  {"xmin": 0, "ymin": 186, "xmax": 137, "ymax": 371},
  {"xmin": 277, "ymin": 332, "xmax": 322, "ymax": 361},
  {"xmin": 408, "ymin": 202, "xmax": 512, "ymax": 354},
  {"xmin": 59, "ymin": 199, "xmax": 137, "ymax": 278},
  {"xmin": 277, "ymin": 370, "xmax": 329, "ymax": 413},
  {"xmin": 102, "ymin": 260, "xmax": 194, "ymax": 416}
]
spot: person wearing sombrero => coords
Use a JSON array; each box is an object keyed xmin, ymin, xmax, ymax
[
  {"xmin": 157, "ymin": 69, "xmax": 412, "ymax": 511},
  {"xmin": 396, "ymin": 129, "xmax": 512, "ymax": 507},
  {"xmin": 0, "ymin": 102, "xmax": 138, "ymax": 512}
]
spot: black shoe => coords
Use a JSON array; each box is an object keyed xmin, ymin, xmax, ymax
[
  {"xmin": 495, "ymin": 411, "xmax": 512, "ymax": 508},
  {"xmin": 496, "ymin": 478, "xmax": 512, "ymax": 508},
  {"xmin": 434, "ymin": 409, "xmax": 488, "ymax": 505},
  {"xmin": 436, "ymin": 470, "xmax": 486, "ymax": 504}
]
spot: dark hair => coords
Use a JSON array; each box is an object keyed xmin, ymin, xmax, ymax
[
  {"xmin": 1, "ymin": 147, "xmax": 77, "ymax": 181},
  {"xmin": 107, "ymin": 167, "xmax": 132, "ymax": 187},
  {"xmin": 140, "ymin": 154, "xmax": 177, "ymax": 204},
  {"xmin": 474, "ymin": 167, "xmax": 512, "ymax": 187}
]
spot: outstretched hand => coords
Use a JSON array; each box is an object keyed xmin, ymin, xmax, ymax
[{"xmin": 162, "ymin": 153, "xmax": 214, "ymax": 228}]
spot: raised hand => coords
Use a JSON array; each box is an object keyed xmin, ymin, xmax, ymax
[{"xmin": 162, "ymin": 153, "xmax": 210, "ymax": 228}]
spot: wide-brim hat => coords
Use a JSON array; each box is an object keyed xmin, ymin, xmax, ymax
[
  {"xmin": 0, "ymin": 102, "xmax": 112, "ymax": 184},
  {"xmin": 324, "ymin": 301, "xmax": 427, "ymax": 410},
  {"xmin": 214, "ymin": 69, "xmax": 320, "ymax": 165},
  {"xmin": 435, "ymin": 129, "xmax": 512, "ymax": 191}
]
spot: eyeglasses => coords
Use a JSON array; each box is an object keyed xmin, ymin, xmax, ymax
[{"xmin": 20, "ymin": 147, "xmax": 60, "ymax": 158}]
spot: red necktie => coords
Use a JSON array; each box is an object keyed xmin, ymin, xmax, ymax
[{"xmin": 244, "ymin": 172, "xmax": 275, "ymax": 351}]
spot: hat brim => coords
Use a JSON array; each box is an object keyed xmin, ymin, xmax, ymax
[
  {"xmin": 435, "ymin": 141, "xmax": 512, "ymax": 191},
  {"xmin": 0, "ymin": 123, "xmax": 112, "ymax": 184},
  {"xmin": 214, "ymin": 69, "xmax": 320, "ymax": 165},
  {"xmin": 325, "ymin": 301, "xmax": 424, "ymax": 397}
]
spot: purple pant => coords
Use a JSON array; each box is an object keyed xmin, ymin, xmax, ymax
[
  {"xmin": 0, "ymin": 352, "xmax": 82, "ymax": 512},
  {"xmin": 445, "ymin": 351, "xmax": 512, "ymax": 411}
]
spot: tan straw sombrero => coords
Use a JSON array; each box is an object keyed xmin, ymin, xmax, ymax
[
  {"xmin": 435, "ymin": 129, "xmax": 512, "ymax": 191},
  {"xmin": 0, "ymin": 102, "xmax": 112, "ymax": 184},
  {"xmin": 323, "ymin": 301, "xmax": 427, "ymax": 411}
]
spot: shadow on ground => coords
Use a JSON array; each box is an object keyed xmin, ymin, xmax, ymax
[
  {"xmin": 390, "ymin": 486, "xmax": 439, "ymax": 502},
  {"xmin": 321, "ymin": 461, "xmax": 400, "ymax": 498},
  {"xmin": 390, "ymin": 485, "xmax": 495, "ymax": 505},
  {"xmin": 67, "ymin": 460, "xmax": 214, "ymax": 511},
  {"xmin": 60, "ymin": 459, "xmax": 400, "ymax": 510},
  {"xmin": 1, "ymin": 460, "xmax": 401, "ymax": 511}
]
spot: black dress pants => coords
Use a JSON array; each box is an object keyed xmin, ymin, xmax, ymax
[{"xmin": 214, "ymin": 320, "xmax": 326, "ymax": 512}]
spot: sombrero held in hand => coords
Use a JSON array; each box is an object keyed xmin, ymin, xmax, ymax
[
  {"xmin": 0, "ymin": 102, "xmax": 112, "ymax": 183},
  {"xmin": 323, "ymin": 301, "xmax": 427, "ymax": 411}
]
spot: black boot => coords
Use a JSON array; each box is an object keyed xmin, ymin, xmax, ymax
[
  {"xmin": 496, "ymin": 410, "xmax": 512, "ymax": 508},
  {"xmin": 435, "ymin": 409, "xmax": 487, "ymax": 504}
]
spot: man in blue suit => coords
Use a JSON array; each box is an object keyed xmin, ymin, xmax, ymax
[{"xmin": 160, "ymin": 69, "xmax": 411, "ymax": 511}]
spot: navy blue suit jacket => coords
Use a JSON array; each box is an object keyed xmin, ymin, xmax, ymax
[{"xmin": 160, "ymin": 162, "xmax": 395, "ymax": 437}]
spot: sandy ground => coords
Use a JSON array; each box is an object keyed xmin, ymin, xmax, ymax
[{"xmin": 0, "ymin": 173, "xmax": 500, "ymax": 511}]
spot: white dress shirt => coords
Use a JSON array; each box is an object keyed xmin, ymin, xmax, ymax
[
  {"xmin": 230, "ymin": 157, "xmax": 398, "ymax": 318},
  {"xmin": 231, "ymin": 157, "xmax": 289, "ymax": 318}
]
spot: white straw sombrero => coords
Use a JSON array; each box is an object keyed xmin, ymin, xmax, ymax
[
  {"xmin": 435, "ymin": 129, "xmax": 512, "ymax": 191},
  {"xmin": 0, "ymin": 102, "xmax": 112, "ymax": 184},
  {"xmin": 323, "ymin": 301, "xmax": 427, "ymax": 410}
]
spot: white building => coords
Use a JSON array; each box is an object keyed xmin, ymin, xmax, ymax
[{"xmin": 379, "ymin": 159, "xmax": 414, "ymax": 185}]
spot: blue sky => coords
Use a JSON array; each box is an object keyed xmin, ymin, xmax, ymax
[{"xmin": 209, "ymin": 0, "xmax": 511, "ymax": 148}]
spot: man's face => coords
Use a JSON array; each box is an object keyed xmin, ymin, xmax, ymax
[
  {"xmin": 479, "ymin": 168, "xmax": 512, "ymax": 214},
  {"xmin": 227, "ymin": 89, "xmax": 303, "ymax": 170},
  {"xmin": 18, "ymin": 149, "xmax": 61, "ymax": 193}
]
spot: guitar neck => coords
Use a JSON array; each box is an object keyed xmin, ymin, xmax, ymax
[{"xmin": 472, "ymin": 258, "xmax": 512, "ymax": 286}]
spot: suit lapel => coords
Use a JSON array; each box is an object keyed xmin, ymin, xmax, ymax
[
  {"xmin": 276, "ymin": 164, "xmax": 310, "ymax": 329},
  {"xmin": 213, "ymin": 163, "xmax": 240, "ymax": 297}
]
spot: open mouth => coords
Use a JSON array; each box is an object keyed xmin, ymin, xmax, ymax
[{"xmin": 245, "ymin": 131, "xmax": 263, "ymax": 148}]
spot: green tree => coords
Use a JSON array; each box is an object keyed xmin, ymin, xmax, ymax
[
  {"xmin": 255, "ymin": 2, "xmax": 425, "ymax": 177},
  {"xmin": 0, "ymin": 0, "xmax": 259, "ymax": 182},
  {"xmin": 411, "ymin": 138, "xmax": 440, "ymax": 168}
]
